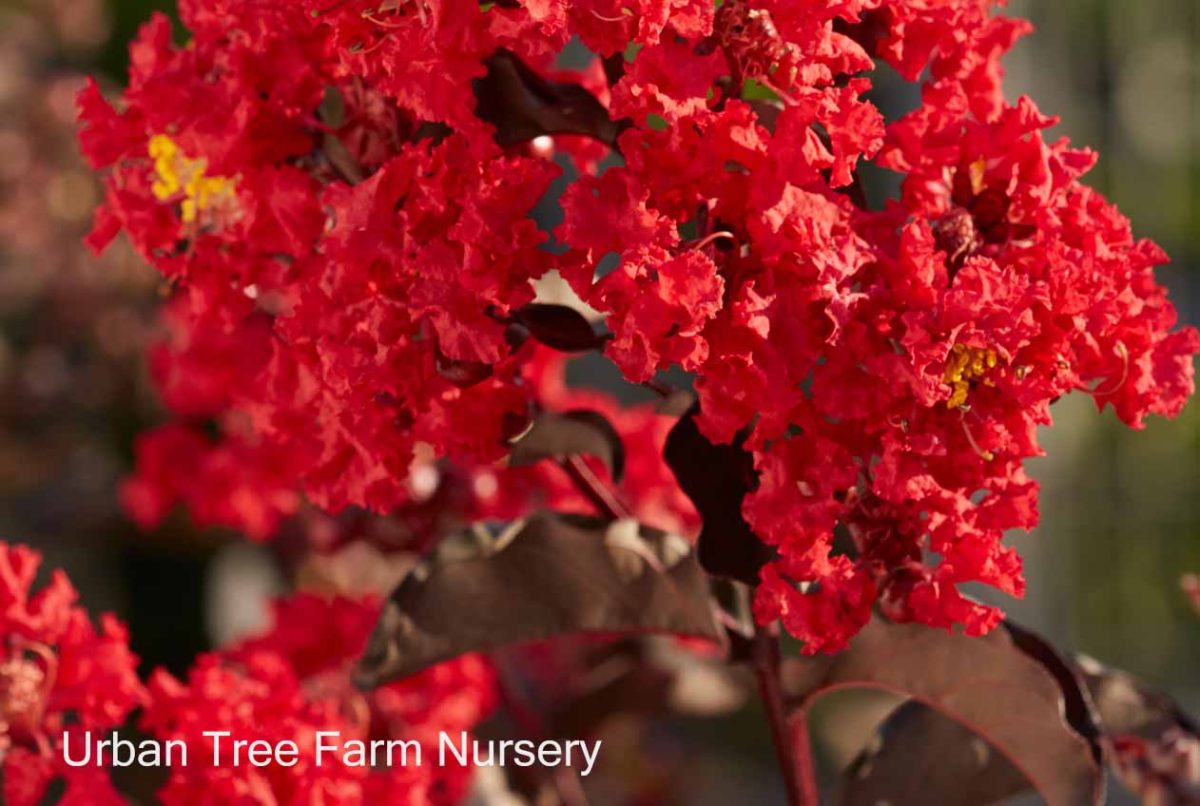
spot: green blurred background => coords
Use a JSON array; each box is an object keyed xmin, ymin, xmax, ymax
[
  {"xmin": 0, "ymin": 0, "xmax": 1196, "ymax": 801},
  {"xmin": 1000, "ymin": 0, "xmax": 1200, "ymax": 690}
]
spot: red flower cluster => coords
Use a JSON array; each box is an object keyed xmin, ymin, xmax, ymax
[
  {"xmin": 79, "ymin": 0, "xmax": 1197, "ymax": 653},
  {"xmin": 0, "ymin": 543, "xmax": 144, "ymax": 806},
  {"xmin": 143, "ymin": 593, "xmax": 496, "ymax": 804},
  {"xmin": 0, "ymin": 542, "xmax": 495, "ymax": 805}
]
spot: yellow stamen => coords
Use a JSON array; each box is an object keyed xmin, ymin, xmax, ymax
[
  {"xmin": 148, "ymin": 134, "xmax": 182, "ymax": 200},
  {"xmin": 968, "ymin": 158, "xmax": 988, "ymax": 197},
  {"xmin": 147, "ymin": 134, "xmax": 236, "ymax": 223},
  {"xmin": 944, "ymin": 343, "xmax": 998, "ymax": 409}
]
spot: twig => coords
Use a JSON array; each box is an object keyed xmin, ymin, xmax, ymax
[
  {"xmin": 791, "ymin": 707, "xmax": 821, "ymax": 805},
  {"xmin": 753, "ymin": 623, "xmax": 819, "ymax": 804},
  {"xmin": 560, "ymin": 453, "xmax": 633, "ymax": 521}
]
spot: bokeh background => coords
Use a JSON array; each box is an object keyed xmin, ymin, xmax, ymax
[
  {"xmin": 1002, "ymin": 0, "xmax": 1200, "ymax": 689},
  {"xmin": 0, "ymin": 0, "xmax": 1196, "ymax": 802}
]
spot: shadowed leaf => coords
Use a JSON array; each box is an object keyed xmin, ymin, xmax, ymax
[
  {"xmin": 841, "ymin": 701, "xmax": 1029, "ymax": 806},
  {"xmin": 1003, "ymin": 621, "xmax": 1105, "ymax": 753},
  {"xmin": 664, "ymin": 404, "xmax": 768, "ymax": 584},
  {"xmin": 354, "ymin": 512, "xmax": 721, "ymax": 688},
  {"xmin": 783, "ymin": 617, "xmax": 1105, "ymax": 806},
  {"xmin": 512, "ymin": 302, "xmax": 607, "ymax": 352},
  {"xmin": 1077, "ymin": 655, "xmax": 1200, "ymax": 802},
  {"xmin": 434, "ymin": 348, "xmax": 493, "ymax": 387},
  {"xmin": 510, "ymin": 409, "xmax": 625, "ymax": 482},
  {"xmin": 549, "ymin": 638, "xmax": 751, "ymax": 739},
  {"xmin": 474, "ymin": 50, "xmax": 628, "ymax": 149}
]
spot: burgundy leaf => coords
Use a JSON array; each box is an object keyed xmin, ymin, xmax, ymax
[
  {"xmin": 474, "ymin": 49, "xmax": 628, "ymax": 149},
  {"xmin": 434, "ymin": 348, "xmax": 493, "ymax": 388},
  {"xmin": 1003, "ymin": 621, "xmax": 1105, "ymax": 753},
  {"xmin": 664, "ymin": 403, "xmax": 769, "ymax": 585},
  {"xmin": 841, "ymin": 701, "xmax": 1029, "ymax": 806},
  {"xmin": 354, "ymin": 512, "xmax": 721, "ymax": 688},
  {"xmin": 513, "ymin": 302, "xmax": 607, "ymax": 353},
  {"xmin": 784, "ymin": 616, "xmax": 1106, "ymax": 806},
  {"xmin": 510, "ymin": 409, "xmax": 626, "ymax": 482}
]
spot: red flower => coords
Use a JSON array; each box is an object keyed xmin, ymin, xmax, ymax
[
  {"xmin": 0, "ymin": 544, "xmax": 145, "ymax": 806},
  {"xmin": 143, "ymin": 593, "xmax": 497, "ymax": 805},
  {"xmin": 78, "ymin": 0, "xmax": 1198, "ymax": 653}
]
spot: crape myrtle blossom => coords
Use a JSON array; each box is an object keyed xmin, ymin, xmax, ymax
[
  {"xmin": 0, "ymin": 544, "xmax": 145, "ymax": 806},
  {"xmin": 142, "ymin": 593, "xmax": 497, "ymax": 805},
  {"xmin": 78, "ymin": 0, "xmax": 1197, "ymax": 657},
  {"xmin": 0, "ymin": 543, "xmax": 496, "ymax": 805}
]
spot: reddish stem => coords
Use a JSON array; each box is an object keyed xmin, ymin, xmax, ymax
[
  {"xmin": 560, "ymin": 454, "xmax": 632, "ymax": 521},
  {"xmin": 753, "ymin": 624, "xmax": 819, "ymax": 805},
  {"xmin": 791, "ymin": 708, "xmax": 821, "ymax": 805}
]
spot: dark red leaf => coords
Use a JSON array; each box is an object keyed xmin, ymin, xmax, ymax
[
  {"xmin": 513, "ymin": 302, "xmax": 607, "ymax": 353},
  {"xmin": 354, "ymin": 512, "xmax": 721, "ymax": 688},
  {"xmin": 435, "ymin": 349, "xmax": 493, "ymax": 388},
  {"xmin": 473, "ymin": 49, "xmax": 628, "ymax": 149},
  {"xmin": 783, "ymin": 616, "xmax": 1106, "ymax": 806},
  {"xmin": 1003, "ymin": 621, "xmax": 1105, "ymax": 755},
  {"xmin": 510, "ymin": 409, "xmax": 625, "ymax": 482},
  {"xmin": 664, "ymin": 404, "xmax": 769, "ymax": 585},
  {"xmin": 841, "ymin": 701, "xmax": 1029, "ymax": 806}
]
